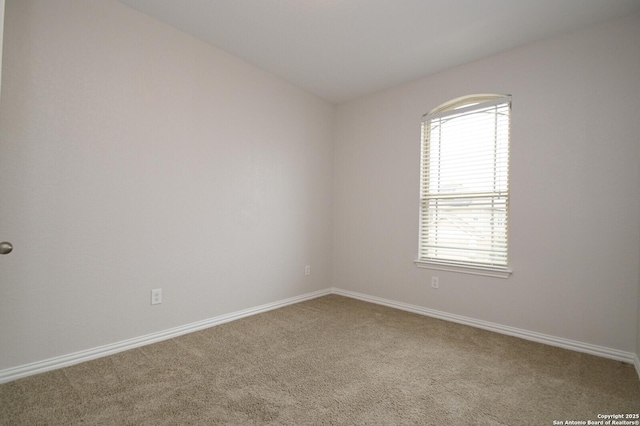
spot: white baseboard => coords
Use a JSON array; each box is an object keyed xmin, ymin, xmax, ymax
[
  {"xmin": 0, "ymin": 289, "xmax": 331, "ymax": 384},
  {"xmin": 331, "ymin": 288, "xmax": 638, "ymax": 366},
  {"xmin": 2, "ymin": 287, "xmax": 638, "ymax": 384}
]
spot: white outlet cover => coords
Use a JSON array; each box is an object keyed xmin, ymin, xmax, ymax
[{"xmin": 151, "ymin": 289, "xmax": 162, "ymax": 305}]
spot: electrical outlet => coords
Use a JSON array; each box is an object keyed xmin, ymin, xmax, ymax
[
  {"xmin": 151, "ymin": 288, "xmax": 162, "ymax": 305},
  {"xmin": 431, "ymin": 277, "xmax": 439, "ymax": 289},
  {"xmin": 305, "ymin": 265, "xmax": 311, "ymax": 276}
]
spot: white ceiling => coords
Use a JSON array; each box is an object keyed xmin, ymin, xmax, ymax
[{"xmin": 118, "ymin": 0, "xmax": 640, "ymax": 104}]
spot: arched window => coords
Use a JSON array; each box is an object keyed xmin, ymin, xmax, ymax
[{"xmin": 417, "ymin": 94, "xmax": 512, "ymax": 277}]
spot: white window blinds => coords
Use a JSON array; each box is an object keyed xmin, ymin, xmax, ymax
[{"xmin": 419, "ymin": 95, "xmax": 511, "ymax": 271}]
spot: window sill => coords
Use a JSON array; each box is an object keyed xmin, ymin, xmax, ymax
[{"xmin": 414, "ymin": 259, "xmax": 512, "ymax": 279}]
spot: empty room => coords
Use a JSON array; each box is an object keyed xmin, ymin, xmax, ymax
[{"xmin": 1, "ymin": 0, "xmax": 639, "ymax": 424}]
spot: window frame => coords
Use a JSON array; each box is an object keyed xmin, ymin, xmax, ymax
[{"xmin": 414, "ymin": 94, "xmax": 512, "ymax": 278}]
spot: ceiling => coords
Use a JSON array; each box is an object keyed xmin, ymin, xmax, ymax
[{"xmin": 118, "ymin": 0, "xmax": 640, "ymax": 104}]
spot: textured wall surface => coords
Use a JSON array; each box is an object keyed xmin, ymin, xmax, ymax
[
  {"xmin": 0, "ymin": 0, "xmax": 335, "ymax": 370},
  {"xmin": 333, "ymin": 13, "xmax": 640, "ymax": 353},
  {"xmin": 1, "ymin": 1, "xmax": 639, "ymax": 375}
]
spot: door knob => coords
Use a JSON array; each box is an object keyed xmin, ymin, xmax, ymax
[{"xmin": 0, "ymin": 242, "xmax": 13, "ymax": 255}]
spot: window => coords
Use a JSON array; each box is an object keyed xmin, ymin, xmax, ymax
[{"xmin": 416, "ymin": 94, "xmax": 512, "ymax": 278}]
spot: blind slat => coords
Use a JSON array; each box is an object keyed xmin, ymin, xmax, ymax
[{"xmin": 419, "ymin": 95, "xmax": 511, "ymax": 268}]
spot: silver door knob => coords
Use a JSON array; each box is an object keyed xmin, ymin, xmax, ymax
[{"xmin": 0, "ymin": 242, "xmax": 13, "ymax": 255}]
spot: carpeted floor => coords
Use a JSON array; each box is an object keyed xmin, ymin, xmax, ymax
[{"xmin": 1, "ymin": 295, "xmax": 639, "ymax": 425}]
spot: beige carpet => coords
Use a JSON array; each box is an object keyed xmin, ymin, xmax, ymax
[{"xmin": 1, "ymin": 295, "xmax": 639, "ymax": 425}]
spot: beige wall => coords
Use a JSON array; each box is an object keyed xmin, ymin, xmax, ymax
[
  {"xmin": 1, "ymin": 0, "xmax": 639, "ymax": 375},
  {"xmin": 0, "ymin": 0, "xmax": 334, "ymax": 370},
  {"xmin": 333, "ymin": 13, "xmax": 640, "ymax": 353}
]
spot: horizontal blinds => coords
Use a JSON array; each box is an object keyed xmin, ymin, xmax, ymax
[{"xmin": 419, "ymin": 96, "xmax": 511, "ymax": 268}]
